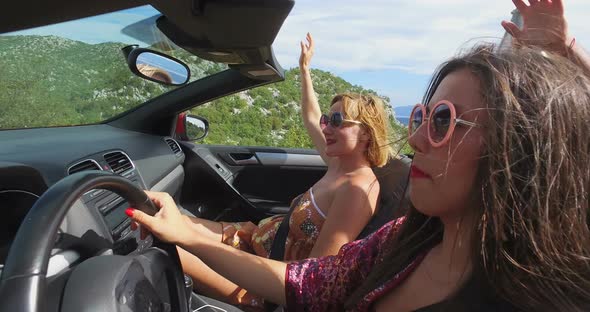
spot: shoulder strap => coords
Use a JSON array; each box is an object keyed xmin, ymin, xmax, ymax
[
  {"xmin": 265, "ymin": 201, "xmax": 295, "ymax": 311},
  {"xmin": 268, "ymin": 192, "xmax": 304, "ymax": 261},
  {"xmin": 268, "ymin": 209, "xmax": 292, "ymax": 261}
]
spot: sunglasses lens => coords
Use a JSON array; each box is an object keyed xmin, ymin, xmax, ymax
[
  {"xmin": 430, "ymin": 104, "xmax": 451, "ymax": 143},
  {"xmin": 320, "ymin": 114, "xmax": 329, "ymax": 128},
  {"xmin": 410, "ymin": 107, "xmax": 423, "ymax": 134},
  {"xmin": 331, "ymin": 113, "xmax": 344, "ymax": 128}
]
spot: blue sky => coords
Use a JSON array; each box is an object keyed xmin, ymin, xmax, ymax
[
  {"xmin": 10, "ymin": 1, "xmax": 590, "ymax": 109},
  {"xmin": 9, "ymin": 10, "xmax": 152, "ymax": 45},
  {"xmin": 275, "ymin": 0, "xmax": 590, "ymax": 108}
]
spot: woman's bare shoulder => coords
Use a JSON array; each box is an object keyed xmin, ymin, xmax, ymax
[{"xmin": 341, "ymin": 168, "xmax": 380, "ymax": 192}]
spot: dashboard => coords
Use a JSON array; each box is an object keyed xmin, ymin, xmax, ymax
[
  {"xmin": 0, "ymin": 124, "xmax": 186, "ymax": 276},
  {"xmin": 0, "ymin": 121, "xmax": 328, "ymax": 292},
  {"xmin": 0, "ymin": 114, "xmax": 336, "ymax": 311}
]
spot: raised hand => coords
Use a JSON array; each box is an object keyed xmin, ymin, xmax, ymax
[
  {"xmin": 299, "ymin": 32, "xmax": 315, "ymax": 71},
  {"xmin": 501, "ymin": 0, "xmax": 571, "ymax": 51},
  {"xmin": 126, "ymin": 191, "xmax": 195, "ymax": 246}
]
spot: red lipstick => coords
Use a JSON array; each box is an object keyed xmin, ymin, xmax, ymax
[{"xmin": 410, "ymin": 165, "xmax": 431, "ymax": 179}]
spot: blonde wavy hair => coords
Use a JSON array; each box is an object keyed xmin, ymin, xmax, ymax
[
  {"xmin": 331, "ymin": 93, "xmax": 392, "ymax": 167},
  {"xmin": 137, "ymin": 63, "xmax": 173, "ymax": 84}
]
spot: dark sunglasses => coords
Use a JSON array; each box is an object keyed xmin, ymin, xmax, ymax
[
  {"xmin": 320, "ymin": 112, "xmax": 362, "ymax": 129},
  {"xmin": 409, "ymin": 100, "xmax": 480, "ymax": 147}
]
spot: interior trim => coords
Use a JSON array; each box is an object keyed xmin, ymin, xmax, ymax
[
  {"xmin": 255, "ymin": 152, "xmax": 326, "ymax": 167},
  {"xmin": 46, "ymin": 250, "xmax": 80, "ymax": 278},
  {"xmin": 66, "ymin": 159, "xmax": 102, "ymax": 175},
  {"xmin": 194, "ymin": 304, "xmax": 228, "ymax": 312},
  {"xmin": 150, "ymin": 165, "xmax": 184, "ymax": 192},
  {"xmin": 0, "ymin": 189, "xmax": 39, "ymax": 198},
  {"xmin": 103, "ymin": 150, "xmax": 137, "ymax": 175}
]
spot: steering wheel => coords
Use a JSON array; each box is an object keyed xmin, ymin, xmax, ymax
[{"xmin": 0, "ymin": 171, "xmax": 189, "ymax": 312}]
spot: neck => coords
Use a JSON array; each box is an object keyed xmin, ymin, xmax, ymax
[
  {"xmin": 434, "ymin": 213, "xmax": 475, "ymax": 277},
  {"xmin": 333, "ymin": 154, "xmax": 371, "ymax": 173}
]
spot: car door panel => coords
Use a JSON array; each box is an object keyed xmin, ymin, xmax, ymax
[{"xmin": 180, "ymin": 142, "xmax": 326, "ymax": 221}]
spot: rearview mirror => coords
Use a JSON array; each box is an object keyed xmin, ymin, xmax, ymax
[{"xmin": 122, "ymin": 46, "xmax": 190, "ymax": 86}]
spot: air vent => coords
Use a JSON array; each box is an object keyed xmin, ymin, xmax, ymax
[
  {"xmin": 68, "ymin": 159, "xmax": 101, "ymax": 175},
  {"xmin": 104, "ymin": 152, "xmax": 134, "ymax": 175},
  {"xmin": 165, "ymin": 138, "xmax": 182, "ymax": 156}
]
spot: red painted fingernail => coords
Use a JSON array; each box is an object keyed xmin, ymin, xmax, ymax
[{"xmin": 125, "ymin": 208, "xmax": 135, "ymax": 217}]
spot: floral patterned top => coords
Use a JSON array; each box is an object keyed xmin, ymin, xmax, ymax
[
  {"xmin": 218, "ymin": 189, "xmax": 327, "ymax": 310},
  {"xmin": 285, "ymin": 218, "xmax": 515, "ymax": 312},
  {"xmin": 221, "ymin": 188, "xmax": 325, "ymax": 260}
]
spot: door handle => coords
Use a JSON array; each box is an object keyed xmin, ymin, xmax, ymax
[{"xmin": 229, "ymin": 154, "xmax": 259, "ymax": 165}]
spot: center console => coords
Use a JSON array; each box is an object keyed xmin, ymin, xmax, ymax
[{"xmin": 78, "ymin": 160, "xmax": 151, "ymax": 254}]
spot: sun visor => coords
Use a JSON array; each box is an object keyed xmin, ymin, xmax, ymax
[
  {"xmin": 151, "ymin": 0, "xmax": 294, "ymax": 65},
  {"xmin": 229, "ymin": 46, "xmax": 284, "ymax": 81},
  {"xmin": 156, "ymin": 16, "xmax": 272, "ymax": 64}
]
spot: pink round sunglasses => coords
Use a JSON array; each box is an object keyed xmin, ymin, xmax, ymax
[{"xmin": 408, "ymin": 100, "xmax": 481, "ymax": 147}]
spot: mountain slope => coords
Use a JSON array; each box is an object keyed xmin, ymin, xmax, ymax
[
  {"xmin": 192, "ymin": 69, "xmax": 409, "ymax": 153},
  {"xmin": 0, "ymin": 35, "xmax": 410, "ymax": 153}
]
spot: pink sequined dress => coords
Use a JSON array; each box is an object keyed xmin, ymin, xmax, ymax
[
  {"xmin": 285, "ymin": 218, "xmax": 410, "ymax": 311},
  {"xmin": 285, "ymin": 218, "xmax": 516, "ymax": 312}
]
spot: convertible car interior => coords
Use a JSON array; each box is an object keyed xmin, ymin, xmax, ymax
[{"xmin": 0, "ymin": 1, "xmax": 410, "ymax": 311}]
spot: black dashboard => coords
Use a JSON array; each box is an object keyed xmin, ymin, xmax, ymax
[{"xmin": 0, "ymin": 124, "xmax": 186, "ymax": 274}]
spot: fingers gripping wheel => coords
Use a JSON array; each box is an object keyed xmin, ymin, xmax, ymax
[{"xmin": 0, "ymin": 171, "xmax": 188, "ymax": 312}]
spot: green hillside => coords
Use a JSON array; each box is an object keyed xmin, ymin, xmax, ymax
[
  {"xmin": 0, "ymin": 35, "xmax": 227, "ymax": 128},
  {"xmin": 0, "ymin": 35, "xmax": 409, "ymax": 153},
  {"xmin": 192, "ymin": 69, "xmax": 409, "ymax": 153}
]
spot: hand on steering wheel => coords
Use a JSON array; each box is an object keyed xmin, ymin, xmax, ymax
[
  {"xmin": 127, "ymin": 191, "xmax": 195, "ymax": 247},
  {"xmin": 0, "ymin": 171, "xmax": 189, "ymax": 312}
]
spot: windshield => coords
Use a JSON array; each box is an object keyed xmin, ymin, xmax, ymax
[{"xmin": 0, "ymin": 5, "xmax": 226, "ymax": 130}]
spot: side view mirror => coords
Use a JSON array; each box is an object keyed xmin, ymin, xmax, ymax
[
  {"xmin": 122, "ymin": 45, "xmax": 190, "ymax": 86},
  {"xmin": 176, "ymin": 113, "xmax": 209, "ymax": 141}
]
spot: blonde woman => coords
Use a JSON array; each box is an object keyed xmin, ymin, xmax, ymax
[{"xmin": 170, "ymin": 34, "xmax": 393, "ymax": 309}]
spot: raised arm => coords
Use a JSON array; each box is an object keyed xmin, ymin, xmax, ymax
[
  {"xmin": 502, "ymin": 0, "xmax": 590, "ymax": 72},
  {"xmin": 127, "ymin": 191, "xmax": 289, "ymax": 305},
  {"xmin": 308, "ymin": 177, "xmax": 380, "ymax": 258},
  {"xmin": 299, "ymin": 33, "xmax": 331, "ymax": 164}
]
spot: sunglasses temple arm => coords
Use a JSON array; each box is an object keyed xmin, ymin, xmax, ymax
[{"xmin": 456, "ymin": 118, "xmax": 480, "ymax": 128}]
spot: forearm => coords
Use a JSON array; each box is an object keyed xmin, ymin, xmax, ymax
[
  {"xmin": 182, "ymin": 215, "xmax": 223, "ymax": 242},
  {"xmin": 300, "ymin": 67, "xmax": 329, "ymax": 162},
  {"xmin": 300, "ymin": 68, "xmax": 321, "ymax": 125},
  {"xmin": 179, "ymin": 235, "xmax": 288, "ymax": 305}
]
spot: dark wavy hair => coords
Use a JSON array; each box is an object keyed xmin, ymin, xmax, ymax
[{"xmin": 345, "ymin": 44, "xmax": 590, "ymax": 311}]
